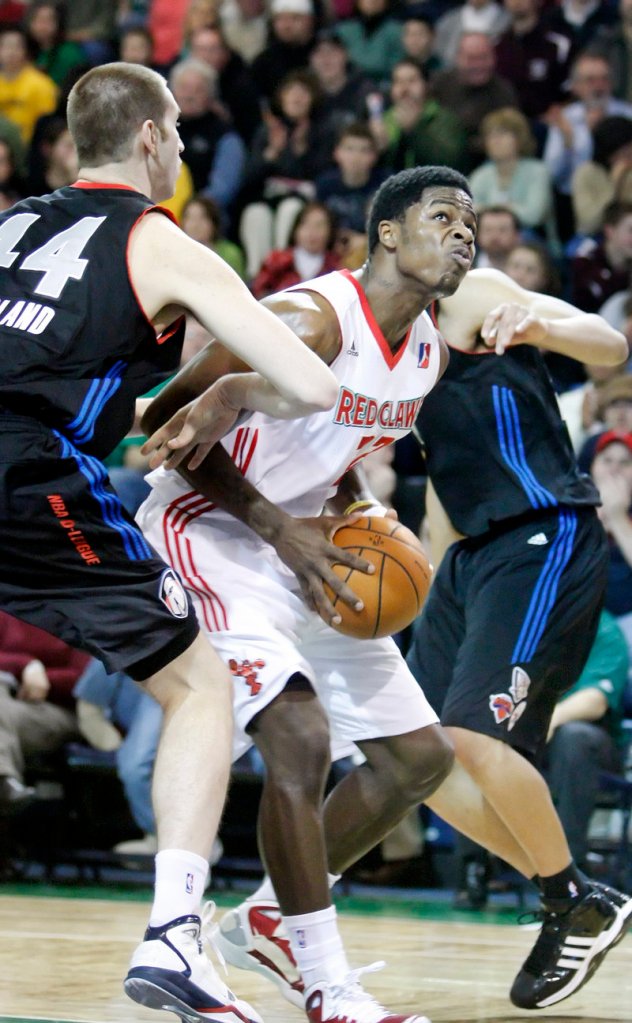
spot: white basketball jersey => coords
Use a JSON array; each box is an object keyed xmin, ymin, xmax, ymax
[{"xmin": 147, "ymin": 269, "xmax": 442, "ymax": 517}]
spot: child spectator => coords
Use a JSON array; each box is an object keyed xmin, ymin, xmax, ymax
[
  {"xmin": 251, "ymin": 201, "xmax": 338, "ymax": 298},
  {"xmin": 571, "ymin": 115, "xmax": 632, "ymax": 238},
  {"xmin": 401, "ymin": 15, "xmax": 442, "ymax": 79},
  {"xmin": 26, "ymin": 115, "xmax": 76, "ymax": 195},
  {"xmin": 570, "ymin": 200, "xmax": 632, "ymax": 312},
  {"xmin": 315, "ymin": 122, "xmax": 386, "ymax": 247},
  {"xmin": 118, "ymin": 25, "xmax": 155, "ymax": 67}
]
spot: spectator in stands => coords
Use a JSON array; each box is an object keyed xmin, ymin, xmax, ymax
[
  {"xmin": 251, "ymin": 200, "xmax": 338, "ymax": 298},
  {"xmin": 25, "ymin": 1, "xmax": 85, "ymax": 88},
  {"xmin": 182, "ymin": 0, "xmax": 221, "ymax": 47},
  {"xmin": 147, "ymin": 0, "xmax": 190, "ymax": 70},
  {"xmin": 494, "ymin": 0, "xmax": 572, "ymax": 121},
  {"xmin": 220, "ymin": 0, "xmax": 268, "ymax": 64},
  {"xmin": 434, "ymin": 0, "xmax": 510, "ymax": 69},
  {"xmin": 401, "ymin": 14, "xmax": 442, "ymax": 79},
  {"xmin": 0, "ymin": 136, "xmax": 24, "ymax": 205},
  {"xmin": 472, "ymin": 203, "xmax": 521, "ymax": 269},
  {"xmin": 73, "ymin": 658, "xmax": 162, "ymax": 855},
  {"xmin": 335, "ymin": 0, "xmax": 405, "ymax": 87},
  {"xmin": 505, "ymin": 239, "xmax": 561, "ymax": 294},
  {"xmin": 0, "ymin": 110, "xmax": 25, "ymax": 175},
  {"xmin": 571, "ymin": 115, "xmax": 632, "ymax": 238},
  {"xmin": 251, "ymin": 0, "xmax": 316, "ymax": 100},
  {"xmin": 189, "ymin": 25, "xmax": 261, "ymax": 145},
  {"xmin": 309, "ymin": 28, "xmax": 375, "ymax": 133},
  {"xmin": 169, "ymin": 57, "xmax": 245, "ymax": 222},
  {"xmin": 577, "ymin": 377, "xmax": 632, "ymax": 472},
  {"xmin": 64, "ymin": 0, "xmax": 117, "ymax": 66},
  {"xmin": 118, "ymin": 25, "xmax": 155, "ymax": 67},
  {"xmin": 0, "ymin": 611, "xmax": 88, "ymax": 814},
  {"xmin": 541, "ymin": 609, "xmax": 629, "ymax": 872},
  {"xmin": 0, "ymin": 26, "xmax": 57, "ymax": 144},
  {"xmin": 544, "ymin": 0, "xmax": 617, "ymax": 56},
  {"xmin": 238, "ymin": 69, "xmax": 335, "ymax": 278},
  {"xmin": 181, "ymin": 194, "xmax": 246, "ymax": 278},
  {"xmin": 570, "ymin": 200, "xmax": 632, "ymax": 312},
  {"xmin": 542, "ymin": 52, "xmax": 632, "ymax": 241},
  {"xmin": 590, "ymin": 430, "xmax": 632, "ymax": 650},
  {"xmin": 26, "ymin": 115, "xmax": 76, "ymax": 195},
  {"xmin": 370, "ymin": 57, "xmax": 469, "ymax": 172},
  {"xmin": 593, "ymin": 0, "xmax": 632, "ymax": 104},
  {"xmin": 469, "ymin": 106, "xmax": 559, "ymax": 253},
  {"xmin": 315, "ymin": 121, "xmax": 386, "ymax": 255},
  {"xmin": 429, "ymin": 31, "xmax": 518, "ymax": 172}
]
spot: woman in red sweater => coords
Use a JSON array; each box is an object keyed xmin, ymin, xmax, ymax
[{"xmin": 251, "ymin": 200, "xmax": 339, "ymax": 298}]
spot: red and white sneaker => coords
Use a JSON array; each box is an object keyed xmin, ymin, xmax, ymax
[
  {"xmin": 304, "ymin": 963, "xmax": 431, "ymax": 1023},
  {"xmin": 125, "ymin": 903, "xmax": 263, "ymax": 1023},
  {"xmin": 215, "ymin": 900, "xmax": 305, "ymax": 1008}
]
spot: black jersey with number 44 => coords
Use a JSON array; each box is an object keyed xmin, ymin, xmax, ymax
[
  {"xmin": 417, "ymin": 343, "xmax": 600, "ymax": 537},
  {"xmin": 0, "ymin": 183, "xmax": 184, "ymax": 459}
]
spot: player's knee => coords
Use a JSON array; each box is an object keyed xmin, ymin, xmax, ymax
[
  {"xmin": 262, "ymin": 718, "xmax": 331, "ymax": 802},
  {"xmin": 402, "ymin": 726, "xmax": 454, "ymax": 802}
]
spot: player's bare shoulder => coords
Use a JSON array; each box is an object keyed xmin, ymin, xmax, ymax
[{"xmin": 263, "ymin": 288, "xmax": 341, "ymax": 364}]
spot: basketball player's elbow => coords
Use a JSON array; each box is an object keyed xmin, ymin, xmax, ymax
[{"xmin": 288, "ymin": 365, "xmax": 338, "ymax": 414}]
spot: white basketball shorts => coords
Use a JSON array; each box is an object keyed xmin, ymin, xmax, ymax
[{"xmin": 137, "ymin": 490, "xmax": 438, "ymax": 761}]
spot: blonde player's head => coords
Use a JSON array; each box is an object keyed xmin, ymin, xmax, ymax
[{"xmin": 67, "ymin": 62, "xmax": 171, "ymax": 167}]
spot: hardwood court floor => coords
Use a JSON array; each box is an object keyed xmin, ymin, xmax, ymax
[{"xmin": 0, "ymin": 891, "xmax": 630, "ymax": 1023}]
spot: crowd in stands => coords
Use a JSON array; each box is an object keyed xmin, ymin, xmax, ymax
[{"xmin": 2, "ymin": 0, "xmax": 632, "ymax": 892}]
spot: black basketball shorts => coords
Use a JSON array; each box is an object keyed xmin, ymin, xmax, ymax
[
  {"xmin": 0, "ymin": 414, "xmax": 199, "ymax": 680},
  {"xmin": 407, "ymin": 507, "xmax": 608, "ymax": 756}
]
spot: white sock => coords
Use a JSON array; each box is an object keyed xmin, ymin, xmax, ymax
[
  {"xmin": 283, "ymin": 905, "xmax": 350, "ymax": 988},
  {"xmin": 248, "ymin": 872, "xmax": 341, "ymax": 904},
  {"xmin": 149, "ymin": 848, "xmax": 209, "ymax": 927}
]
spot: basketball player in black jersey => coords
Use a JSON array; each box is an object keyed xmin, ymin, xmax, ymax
[
  {"xmin": 0, "ymin": 61, "xmax": 339, "ymax": 1023},
  {"xmin": 140, "ymin": 179, "xmax": 629, "ymax": 1012},
  {"xmin": 405, "ymin": 270, "xmax": 632, "ymax": 1010}
]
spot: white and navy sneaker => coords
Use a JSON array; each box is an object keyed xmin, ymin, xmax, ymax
[
  {"xmin": 215, "ymin": 900, "xmax": 304, "ymax": 1008},
  {"xmin": 125, "ymin": 905, "xmax": 263, "ymax": 1023},
  {"xmin": 510, "ymin": 884, "xmax": 632, "ymax": 1009}
]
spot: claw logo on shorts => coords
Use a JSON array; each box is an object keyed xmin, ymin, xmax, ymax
[
  {"xmin": 228, "ymin": 658, "xmax": 265, "ymax": 696},
  {"xmin": 489, "ymin": 666, "xmax": 531, "ymax": 731},
  {"xmin": 159, "ymin": 569, "xmax": 189, "ymax": 618}
]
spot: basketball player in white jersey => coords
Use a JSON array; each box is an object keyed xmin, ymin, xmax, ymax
[{"xmin": 137, "ymin": 166, "xmax": 476, "ymax": 1023}]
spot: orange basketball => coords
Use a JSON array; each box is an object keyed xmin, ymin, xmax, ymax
[{"xmin": 323, "ymin": 516, "xmax": 433, "ymax": 639}]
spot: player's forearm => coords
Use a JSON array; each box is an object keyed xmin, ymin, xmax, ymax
[
  {"xmin": 178, "ymin": 444, "xmax": 291, "ymax": 545},
  {"xmin": 218, "ymin": 372, "xmax": 334, "ymax": 420},
  {"xmin": 533, "ymin": 314, "xmax": 627, "ymax": 366}
]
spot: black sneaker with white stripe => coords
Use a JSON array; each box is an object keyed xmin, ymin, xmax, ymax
[{"xmin": 510, "ymin": 885, "xmax": 632, "ymax": 1009}]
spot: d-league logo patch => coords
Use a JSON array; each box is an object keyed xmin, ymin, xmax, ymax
[
  {"xmin": 159, "ymin": 568, "xmax": 189, "ymax": 619},
  {"xmin": 228, "ymin": 657, "xmax": 266, "ymax": 696},
  {"xmin": 418, "ymin": 342, "xmax": 431, "ymax": 369},
  {"xmin": 489, "ymin": 666, "xmax": 531, "ymax": 731}
]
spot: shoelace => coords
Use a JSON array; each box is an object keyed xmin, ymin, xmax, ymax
[
  {"xmin": 327, "ymin": 961, "xmax": 389, "ymax": 1023},
  {"xmin": 200, "ymin": 901, "xmax": 229, "ymax": 976}
]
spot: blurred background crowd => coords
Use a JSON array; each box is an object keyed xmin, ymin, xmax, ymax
[{"xmin": 2, "ymin": 0, "xmax": 632, "ymax": 905}]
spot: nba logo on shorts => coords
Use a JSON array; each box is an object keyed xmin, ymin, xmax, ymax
[
  {"xmin": 159, "ymin": 568, "xmax": 189, "ymax": 618},
  {"xmin": 185, "ymin": 872, "xmax": 194, "ymax": 894}
]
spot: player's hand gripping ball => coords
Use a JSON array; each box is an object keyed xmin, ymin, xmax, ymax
[{"xmin": 323, "ymin": 516, "xmax": 433, "ymax": 639}]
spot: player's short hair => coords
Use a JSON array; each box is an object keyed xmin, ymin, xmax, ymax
[
  {"xmin": 67, "ymin": 62, "xmax": 170, "ymax": 167},
  {"xmin": 366, "ymin": 166, "xmax": 471, "ymax": 254}
]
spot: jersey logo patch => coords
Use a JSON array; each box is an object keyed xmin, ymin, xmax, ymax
[
  {"xmin": 527, "ymin": 532, "xmax": 548, "ymax": 546},
  {"xmin": 159, "ymin": 568, "xmax": 189, "ymax": 618},
  {"xmin": 418, "ymin": 342, "xmax": 431, "ymax": 368},
  {"xmin": 346, "ymin": 338, "xmax": 358, "ymax": 357},
  {"xmin": 489, "ymin": 666, "xmax": 531, "ymax": 730},
  {"xmin": 228, "ymin": 658, "xmax": 266, "ymax": 696}
]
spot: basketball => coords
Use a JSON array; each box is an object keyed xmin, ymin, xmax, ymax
[{"xmin": 323, "ymin": 516, "xmax": 433, "ymax": 639}]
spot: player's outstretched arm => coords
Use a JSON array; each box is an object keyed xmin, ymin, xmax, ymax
[
  {"xmin": 442, "ymin": 268, "xmax": 628, "ymax": 364},
  {"xmin": 129, "ymin": 212, "xmax": 339, "ymax": 411}
]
